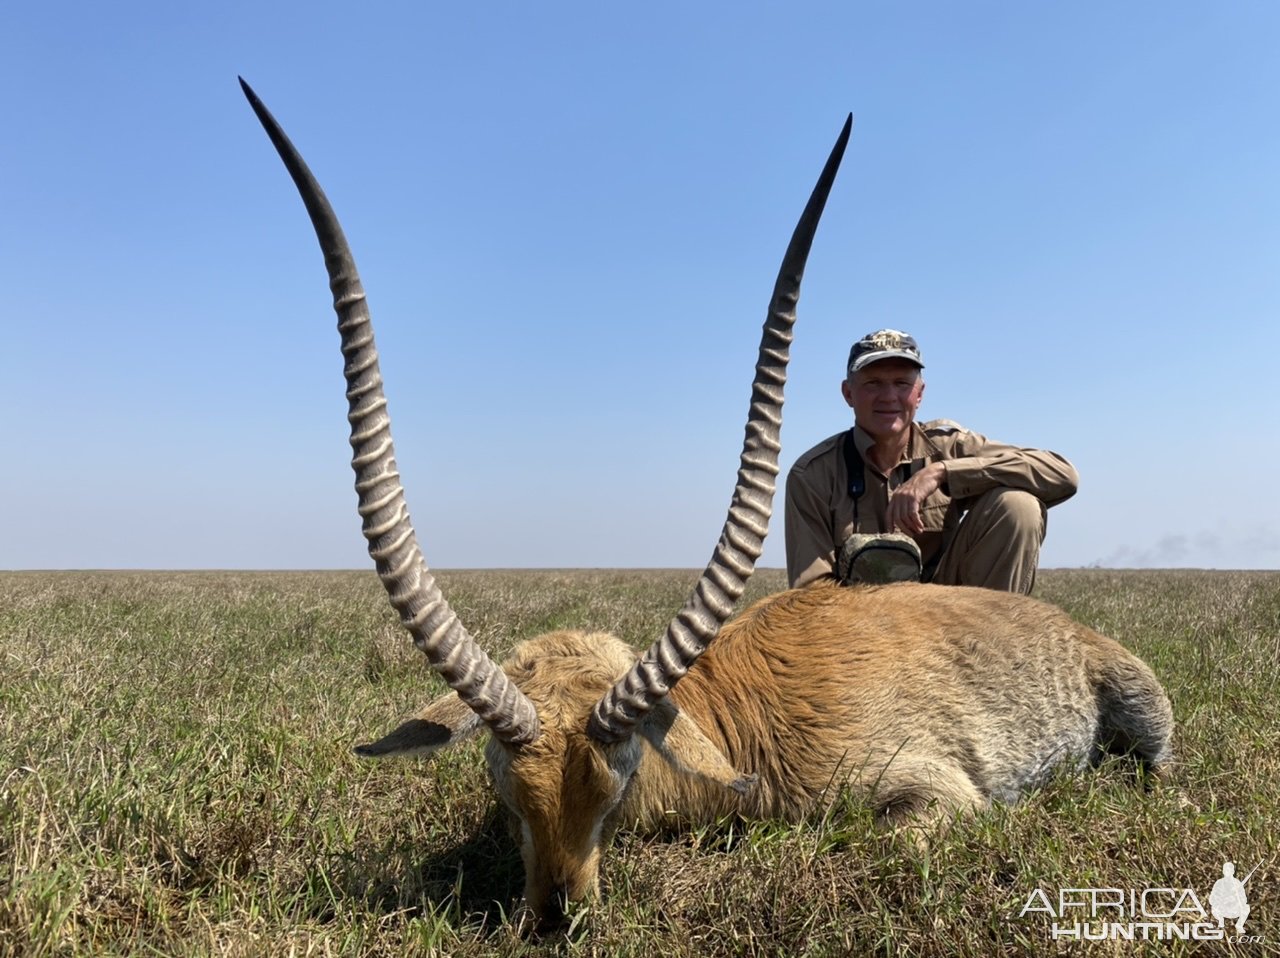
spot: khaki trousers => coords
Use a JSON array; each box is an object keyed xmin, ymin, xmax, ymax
[{"xmin": 928, "ymin": 489, "xmax": 1047, "ymax": 595}]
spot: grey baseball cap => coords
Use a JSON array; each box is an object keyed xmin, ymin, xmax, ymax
[{"xmin": 847, "ymin": 329, "xmax": 924, "ymax": 374}]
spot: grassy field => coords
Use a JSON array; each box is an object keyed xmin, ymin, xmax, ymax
[{"xmin": 1, "ymin": 568, "xmax": 1276, "ymax": 956}]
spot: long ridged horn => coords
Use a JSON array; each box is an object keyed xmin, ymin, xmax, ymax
[
  {"xmin": 589, "ymin": 115, "xmax": 852, "ymax": 743},
  {"xmin": 239, "ymin": 78, "xmax": 540, "ymax": 745}
]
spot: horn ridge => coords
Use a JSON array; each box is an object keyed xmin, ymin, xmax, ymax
[
  {"xmin": 240, "ymin": 77, "xmax": 540, "ymax": 745},
  {"xmin": 589, "ymin": 114, "xmax": 853, "ymax": 743}
]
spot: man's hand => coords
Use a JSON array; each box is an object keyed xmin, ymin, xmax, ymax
[{"xmin": 886, "ymin": 462, "xmax": 947, "ymax": 535}]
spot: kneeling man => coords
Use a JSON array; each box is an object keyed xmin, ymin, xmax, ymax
[{"xmin": 785, "ymin": 329, "xmax": 1078, "ymax": 593}]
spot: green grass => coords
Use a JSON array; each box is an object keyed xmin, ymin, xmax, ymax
[{"xmin": 1, "ymin": 569, "xmax": 1276, "ymax": 956}]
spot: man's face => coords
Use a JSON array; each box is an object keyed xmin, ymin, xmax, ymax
[{"xmin": 841, "ymin": 358, "xmax": 925, "ymax": 443}]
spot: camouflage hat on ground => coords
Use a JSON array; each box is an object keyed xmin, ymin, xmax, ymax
[
  {"xmin": 847, "ymin": 329, "xmax": 924, "ymax": 375},
  {"xmin": 836, "ymin": 532, "xmax": 922, "ymax": 586}
]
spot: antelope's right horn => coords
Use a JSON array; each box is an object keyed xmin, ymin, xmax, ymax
[{"xmin": 240, "ymin": 78, "xmax": 540, "ymax": 746}]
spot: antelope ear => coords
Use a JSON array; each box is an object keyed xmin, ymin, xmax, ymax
[
  {"xmin": 639, "ymin": 699, "xmax": 758, "ymax": 796},
  {"xmin": 355, "ymin": 692, "xmax": 485, "ymax": 758}
]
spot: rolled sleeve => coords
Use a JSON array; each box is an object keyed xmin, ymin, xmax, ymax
[{"xmin": 941, "ymin": 434, "xmax": 1079, "ymax": 507}]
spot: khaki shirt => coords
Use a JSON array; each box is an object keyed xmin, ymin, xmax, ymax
[{"xmin": 784, "ymin": 420, "xmax": 1079, "ymax": 588}]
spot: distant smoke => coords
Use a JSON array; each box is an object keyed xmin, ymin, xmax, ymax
[{"xmin": 1090, "ymin": 525, "xmax": 1279, "ymax": 569}]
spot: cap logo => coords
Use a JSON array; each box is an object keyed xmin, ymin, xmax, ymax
[
  {"xmin": 847, "ymin": 328, "xmax": 923, "ymax": 373},
  {"xmin": 867, "ymin": 330, "xmax": 908, "ymax": 350}
]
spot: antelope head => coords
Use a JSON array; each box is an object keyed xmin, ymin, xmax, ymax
[{"xmin": 240, "ymin": 78, "xmax": 849, "ymax": 924}]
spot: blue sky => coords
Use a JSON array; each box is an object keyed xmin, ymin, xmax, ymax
[{"xmin": 3, "ymin": 2, "xmax": 1277, "ymax": 570}]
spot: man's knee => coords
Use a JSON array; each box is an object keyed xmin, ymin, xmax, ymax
[
  {"xmin": 930, "ymin": 488, "xmax": 1048, "ymax": 594},
  {"xmin": 973, "ymin": 488, "xmax": 1046, "ymax": 544}
]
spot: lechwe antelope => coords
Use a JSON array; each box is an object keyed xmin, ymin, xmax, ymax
[{"xmin": 241, "ymin": 79, "xmax": 1173, "ymax": 924}]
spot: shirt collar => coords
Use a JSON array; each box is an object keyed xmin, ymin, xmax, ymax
[{"xmin": 852, "ymin": 422, "xmax": 941, "ymax": 468}]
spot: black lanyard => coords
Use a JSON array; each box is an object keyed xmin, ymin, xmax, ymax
[
  {"xmin": 842, "ymin": 428, "xmax": 865, "ymax": 523},
  {"xmin": 844, "ymin": 428, "xmax": 921, "ymax": 527}
]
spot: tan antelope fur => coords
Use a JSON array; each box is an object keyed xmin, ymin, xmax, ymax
[
  {"xmin": 366, "ymin": 580, "xmax": 1173, "ymax": 919},
  {"xmin": 239, "ymin": 80, "xmax": 1173, "ymax": 925}
]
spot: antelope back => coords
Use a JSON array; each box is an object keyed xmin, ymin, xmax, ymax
[{"xmin": 652, "ymin": 582, "xmax": 1173, "ymax": 820}]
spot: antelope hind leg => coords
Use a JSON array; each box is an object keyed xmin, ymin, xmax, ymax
[{"xmin": 869, "ymin": 765, "xmax": 986, "ymax": 849}]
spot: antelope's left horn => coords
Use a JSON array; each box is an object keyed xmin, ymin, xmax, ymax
[{"xmin": 589, "ymin": 115, "xmax": 853, "ymax": 742}]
